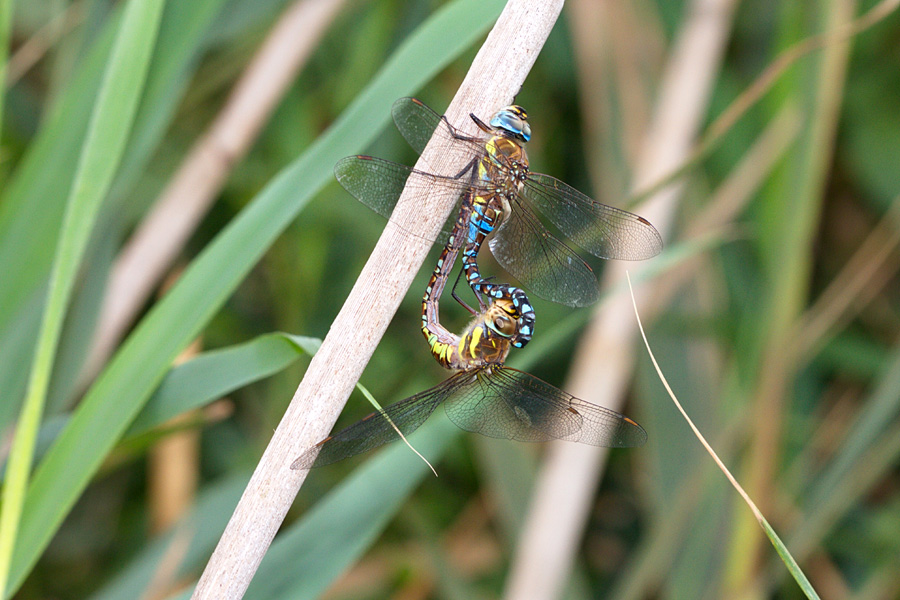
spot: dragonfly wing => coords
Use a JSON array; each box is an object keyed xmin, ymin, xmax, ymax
[
  {"xmin": 292, "ymin": 373, "xmax": 472, "ymax": 469},
  {"xmin": 561, "ymin": 393, "xmax": 648, "ymax": 447},
  {"xmin": 334, "ymin": 155, "xmax": 410, "ymax": 220},
  {"xmin": 444, "ymin": 367, "xmax": 582, "ymax": 442},
  {"xmin": 392, "ymin": 98, "xmax": 489, "ymax": 172},
  {"xmin": 334, "ymin": 155, "xmax": 468, "ymax": 244},
  {"xmin": 444, "ymin": 367, "xmax": 646, "ymax": 448},
  {"xmin": 522, "ymin": 173, "xmax": 663, "ymax": 261},
  {"xmin": 489, "ymin": 202, "xmax": 600, "ymax": 307}
]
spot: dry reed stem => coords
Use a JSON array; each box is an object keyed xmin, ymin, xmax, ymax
[
  {"xmin": 792, "ymin": 197, "xmax": 900, "ymax": 361},
  {"xmin": 650, "ymin": 104, "xmax": 802, "ymax": 307},
  {"xmin": 739, "ymin": 0, "xmax": 859, "ymax": 588},
  {"xmin": 503, "ymin": 1, "xmax": 738, "ymax": 598},
  {"xmin": 149, "ymin": 335, "xmax": 202, "ymax": 535},
  {"xmin": 6, "ymin": 1, "xmax": 86, "ymax": 86},
  {"xmin": 79, "ymin": 0, "xmax": 345, "ymax": 389},
  {"xmin": 191, "ymin": 2, "xmax": 565, "ymax": 598}
]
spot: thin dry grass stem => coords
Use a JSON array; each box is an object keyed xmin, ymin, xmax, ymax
[
  {"xmin": 739, "ymin": 0, "xmax": 859, "ymax": 587},
  {"xmin": 6, "ymin": 1, "xmax": 86, "ymax": 87},
  {"xmin": 502, "ymin": 1, "xmax": 737, "ymax": 599},
  {"xmin": 350, "ymin": 383, "xmax": 437, "ymax": 475},
  {"xmin": 792, "ymin": 196, "xmax": 900, "ymax": 361},
  {"xmin": 627, "ymin": 0, "xmax": 899, "ymax": 210},
  {"xmin": 651, "ymin": 103, "xmax": 802, "ymax": 306},
  {"xmin": 381, "ymin": 412, "xmax": 437, "ymax": 477},
  {"xmin": 627, "ymin": 274, "xmax": 764, "ymax": 522},
  {"xmin": 79, "ymin": 0, "xmax": 346, "ymax": 390},
  {"xmin": 191, "ymin": 3, "xmax": 565, "ymax": 598},
  {"xmin": 627, "ymin": 274, "xmax": 822, "ymax": 600}
]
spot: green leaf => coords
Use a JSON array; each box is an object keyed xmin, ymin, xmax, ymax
[
  {"xmin": 0, "ymin": 0, "xmax": 230, "ymax": 431},
  {"xmin": 88, "ymin": 474, "xmax": 250, "ymax": 600},
  {"xmin": 126, "ymin": 334, "xmax": 321, "ymax": 436},
  {"xmin": 0, "ymin": 0, "xmax": 167, "ymax": 596},
  {"xmin": 8, "ymin": 0, "xmax": 504, "ymax": 592}
]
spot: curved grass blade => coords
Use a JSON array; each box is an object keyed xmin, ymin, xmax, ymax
[
  {"xmin": 0, "ymin": 0, "xmax": 230, "ymax": 432},
  {"xmin": 627, "ymin": 274, "xmax": 820, "ymax": 600},
  {"xmin": 5, "ymin": 0, "xmax": 504, "ymax": 592},
  {"xmin": 0, "ymin": 0, "xmax": 166, "ymax": 595}
]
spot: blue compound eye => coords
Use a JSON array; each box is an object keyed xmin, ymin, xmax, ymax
[{"xmin": 490, "ymin": 107, "xmax": 531, "ymax": 142}]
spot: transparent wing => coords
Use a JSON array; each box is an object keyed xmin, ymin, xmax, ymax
[
  {"xmin": 291, "ymin": 372, "xmax": 474, "ymax": 469},
  {"xmin": 334, "ymin": 155, "xmax": 471, "ymax": 243},
  {"xmin": 391, "ymin": 97, "xmax": 490, "ymax": 169},
  {"xmin": 489, "ymin": 201, "xmax": 600, "ymax": 307},
  {"xmin": 444, "ymin": 367, "xmax": 647, "ymax": 448},
  {"xmin": 521, "ymin": 173, "xmax": 663, "ymax": 261}
]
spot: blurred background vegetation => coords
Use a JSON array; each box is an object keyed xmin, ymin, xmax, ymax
[{"xmin": 1, "ymin": 0, "xmax": 899, "ymax": 598}]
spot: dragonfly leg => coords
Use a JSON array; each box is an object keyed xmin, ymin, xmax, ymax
[{"xmin": 451, "ymin": 267, "xmax": 482, "ymax": 315}]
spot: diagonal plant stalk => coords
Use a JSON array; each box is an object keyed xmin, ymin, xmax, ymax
[
  {"xmin": 3, "ymin": 1, "xmax": 511, "ymax": 593},
  {"xmin": 190, "ymin": 1, "xmax": 565, "ymax": 598}
]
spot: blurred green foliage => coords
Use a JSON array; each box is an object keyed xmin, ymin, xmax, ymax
[{"xmin": 2, "ymin": 0, "xmax": 899, "ymax": 598}]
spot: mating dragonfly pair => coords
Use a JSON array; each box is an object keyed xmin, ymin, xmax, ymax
[{"xmin": 292, "ymin": 98, "xmax": 661, "ymax": 470}]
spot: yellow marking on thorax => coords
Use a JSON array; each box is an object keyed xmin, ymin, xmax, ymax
[
  {"xmin": 457, "ymin": 334, "xmax": 469, "ymax": 361},
  {"xmin": 467, "ymin": 325, "xmax": 484, "ymax": 359}
]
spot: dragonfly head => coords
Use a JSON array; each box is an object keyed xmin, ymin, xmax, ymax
[{"xmin": 490, "ymin": 105, "xmax": 531, "ymax": 142}]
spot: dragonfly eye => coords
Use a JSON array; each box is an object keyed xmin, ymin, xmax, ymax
[
  {"xmin": 490, "ymin": 106, "xmax": 531, "ymax": 142},
  {"xmin": 489, "ymin": 314, "xmax": 517, "ymax": 337}
]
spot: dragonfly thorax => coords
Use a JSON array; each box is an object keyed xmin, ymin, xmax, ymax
[
  {"xmin": 480, "ymin": 136, "xmax": 529, "ymax": 196},
  {"xmin": 450, "ymin": 294, "xmax": 531, "ymax": 370}
]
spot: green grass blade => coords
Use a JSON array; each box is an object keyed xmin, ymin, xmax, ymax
[
  {"xmin": 0, "ymin": 11, "xmax": 116, "ymax": 341},
  {"xmin": 760, "ymin": 519, "xmax": 821, "ymax": 599},
  {"xmin": 0, "ymin": 0, "xmax": 229, "ymax": 431},
  {"xmin": 245, "ymin": 418, "xmax": 459, "ymax": 600},
  {"xmin": 6, "ymin": 0, "xmax": 503, "ymax": 592},
  {"xmin": 0, "ymin": 0, "xmax": 167, "ymax": 596},
  {"xmin": 126, "ymin": 334, "xmax": 322, "ymax": 436},
  {"xmin": 2, "ymin": 334, "xmax": 321, "ymax": 478}
]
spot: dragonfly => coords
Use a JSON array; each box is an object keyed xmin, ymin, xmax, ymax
[
  {"xmin": 290, "ymin": 287, "xmax": 646, "ymax": 469},
  {"xmin": 334, "ymin": 97, "xmax": 663, "ymax": 308},
  {"xmin": 291, "ymin": 214, "xmax": 645, "ymax": 470},
  {"xmin": 421, "ymin": 193, "xmax": 535, "ymax": 355}
]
